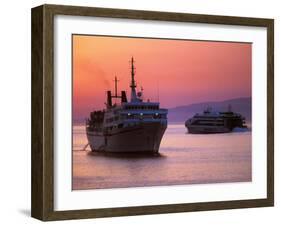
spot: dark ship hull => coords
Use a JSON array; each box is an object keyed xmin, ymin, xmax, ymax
[
  {"xmin": 87, "ymin": 122, "xmax": 167, "ymax": 152},
  {"xmin": 186, "ymin": 125, "xmax": 231, "ymax": 134}
]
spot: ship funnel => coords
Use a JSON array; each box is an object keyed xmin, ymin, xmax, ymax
[
  {"xmin": 121, "ymin": 91, "xmax": 127, "ymax": 103},
  {"xmin": 107, "ymin": 91, "xmax": 112, "ymax": 107}
]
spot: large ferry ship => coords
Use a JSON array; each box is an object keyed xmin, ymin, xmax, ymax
[
  {"xmin": 86, "ymin": 57, "xmax": 168, "ymax": 153},
  {"xmin": 185, "ymin": 106, "xmax": 247, "ymax": 134}
]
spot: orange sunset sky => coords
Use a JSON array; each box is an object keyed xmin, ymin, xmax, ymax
[{"xmin": 73, "ymin": 35, "xmax": 251, "ymax": 121}]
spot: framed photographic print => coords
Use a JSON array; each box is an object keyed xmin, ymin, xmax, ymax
[{"xmin": 31, "ymin": 4, "xmax": 274, "ymax": 221}]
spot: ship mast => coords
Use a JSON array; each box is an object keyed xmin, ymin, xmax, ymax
[
  {"xmin": 114, "ymin": 76, "xmax": 119, "ymax": 98},
  {"xmin": 130, "ymin": 57, "xmax": 138, "ymax": 102}
]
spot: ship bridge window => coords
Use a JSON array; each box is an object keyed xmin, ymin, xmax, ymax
[
  {"xmin": 125, "ymin": 105, "xmax": 159, "ymax": 110},
  {"xmin": 148, "ymin": 106, "xmax": 159, "ymax": 110}
]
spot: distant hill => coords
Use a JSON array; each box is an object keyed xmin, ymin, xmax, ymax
[{"xmin": 168, "ymin": 97, "xmax": 251, "ymax": 123}]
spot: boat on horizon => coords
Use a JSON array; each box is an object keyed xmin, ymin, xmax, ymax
[
  {"xmin": 86, "ymin": 57, "xmax": 168, "ymax": 153},
  {"xmin": 185, "ymin": 106, "xmax": 247, "ymax": 134}
]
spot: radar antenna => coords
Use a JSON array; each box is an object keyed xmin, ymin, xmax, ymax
[
  {"xmin": 130, "ymin": 57, "xmax": 138, "ymax": 102},
  {"xmin": 113, "ymin": 76, "xmax": 119, "ymax": 98}
]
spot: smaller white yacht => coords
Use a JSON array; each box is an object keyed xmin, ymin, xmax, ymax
[{"xmin": 185, "ymin": 106, "xmax": 247, "ymax": 134}]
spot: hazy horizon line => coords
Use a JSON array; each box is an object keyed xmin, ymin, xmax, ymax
[
  {"xmin": 73, "ymin": 96, "xmax": 251, "ymax": 122},
  {"xmin": 170, "ymin": 96, "xmax": 251, "ymax": 109}
]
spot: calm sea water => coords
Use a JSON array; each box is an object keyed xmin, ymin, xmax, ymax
[{"xmin": 72, "ymin": 124, "xmax": 251, "ymax": 190}]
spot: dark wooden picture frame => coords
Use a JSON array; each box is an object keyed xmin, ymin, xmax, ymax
[{"xmin": 31, "ymin": 4, "xmax": 274, "ymax": 221}]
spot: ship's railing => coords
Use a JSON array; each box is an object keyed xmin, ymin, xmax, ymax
[{"xmin": 124, "ymin": 105, "xmax": 159, "ymax": 110}]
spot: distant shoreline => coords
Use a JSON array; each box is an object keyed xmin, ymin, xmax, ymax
[{"xmin": 73, "ymin": 96, "xmax": 252, "ymax": 124}]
